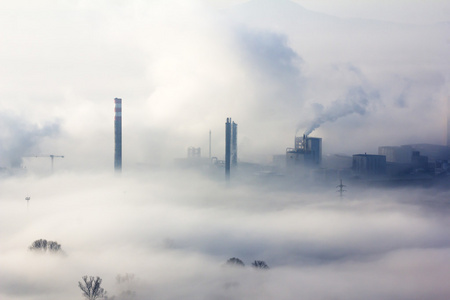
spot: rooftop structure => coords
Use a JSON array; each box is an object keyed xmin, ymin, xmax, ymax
[
  {"xmin": 286, "ymin": 135, "xmax": 322, "ymax": 167},
  {"xmin": 402, "ymin": 144, "xmax": 450, "ymax": 162},
  {"xmin": 187, "ymin": 147, "xmax": 201, "ymax": 158}
]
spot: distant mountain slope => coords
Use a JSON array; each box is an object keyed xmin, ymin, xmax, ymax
[
  {"xmin": 227, "ymin": 0, "xmax": 342, "ymax": 31},
  {"xmin": 225, "ymin": 0, "xmax": 448, "ymax": 67},
  {"xmin": 227, "ymin": 0, "xmax": 445, "ymax": 30}
]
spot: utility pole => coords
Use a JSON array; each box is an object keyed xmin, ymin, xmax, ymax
[{"xmin": 336, "ymin": 179, "xmax": 346, "ymax": 198}]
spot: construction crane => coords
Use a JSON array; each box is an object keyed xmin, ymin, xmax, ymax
[{"xmin": 23, "ymin": 154, "xmax": 64, "ymax": 173}]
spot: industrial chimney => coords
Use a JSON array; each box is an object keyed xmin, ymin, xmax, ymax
[
  {"xmin": 447, "ymin": 97, "xmax": 450, "ymax": 147},
  {"xmin": 114, "ymin": 98, "xmax": 122, "ymax": 172},
  {"xmin": 225, "ymin": 118, "xmax": 231, "ymax": 181},
  {"xmin": 232, "ymin": 121, "xmax": 238, "ymax": 167},
  {"xmin": 225, "ymin": 118, "xmax": 238, "ymax": 181}
]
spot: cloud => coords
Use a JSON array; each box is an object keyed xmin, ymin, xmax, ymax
[
  {"xmin": 1, "ymin": 171, "xmax": 450, "ymax": 299},
  {"xmin": 234, "ymin": 26, "xmax": 305, "ymax": 114},
  {"xmin": 1, "ymin": 0, "xmax": 448, "ymax": 168},
  {"xmin": 0, "ymin": 2, "xmax": 449, "ymax": 298},
  {"xmin": 235, "ymin": 27, "xmax": 302, "ymax": 80},
  {"xmin": 297, "ymin": 63, "xmax": 380, "ymax": 136},
  {"xmin": 301, "ymin": 87, "xmax": 370, "ymax": 136},
  {"xmin": 0, "ymin": 112, "xmax": 60, "ymax": 168}
]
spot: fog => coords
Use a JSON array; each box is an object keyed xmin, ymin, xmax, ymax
[
  {"xmin": 1, "ymin": 171, "xmax": 450, "ymax": 299},
  {"xmin": 0, "ymin": 0, "xmax": 448, "ymax": 170},
  {"xmin": 1, "ymin": 0, "xmax": 450, "ymax": 299}
]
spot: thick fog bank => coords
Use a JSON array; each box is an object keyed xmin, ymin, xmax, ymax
[{"xmin": 1, "ymin": 170, "xmax": 449, "ymax": 299}]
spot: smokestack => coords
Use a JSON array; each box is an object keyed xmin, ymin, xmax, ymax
[
  {"xmin": 232, "ymin": 121, "xmax": 238, "ymax": 167},
  {"xmin": 209, "ymin": 130, "xmax": 211, "ymax": 161},
  {"xmin": 447, "ymin": 97, "xmax": 450, "ymax": 147},
  {"xmin": 225, "ymin": 118, "xmax": 231, "ymax": 181},
  {"xmin": 225, "ymin": 118, "xmax": 238, "ymax": 181},
  {"xmin": 114, "ymin": 98, "xmax": 122, "ymax": 173}
]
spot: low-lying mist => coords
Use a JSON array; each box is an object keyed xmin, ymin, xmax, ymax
[{"xmin": 1, "ymin": 169, "xmax": 449, "ymax": 299}]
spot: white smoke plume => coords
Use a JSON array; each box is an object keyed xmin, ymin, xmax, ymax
[
  {"xmin": 301, "ymin": 86, "xmax": 378, "ymax": 136},
  {"xmin": 0, "ymin": 1, "xmax": 449, "ymax": 298}
]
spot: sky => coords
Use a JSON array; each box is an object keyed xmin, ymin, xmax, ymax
[
  {"xmin": 292, "ymin": 0, "xmax": 450, "ymax": 24},
  {"xmin": 0, "ymin": 0, "xmax": 449, "ymax": 171},
  {"xmin": 0, "ymin": 2, "xmax": 450, "ymax": 299},
  {"xmin": 207, "ymin": 0, "xmax": 450, "ymax": 24}
]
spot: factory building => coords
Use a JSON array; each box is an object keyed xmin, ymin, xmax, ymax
[
  {"xmin": 378, "ymin": 146, "xmax": 429, "ymax": 176},
  {"xmin": 322, "ymin": 154, "xmax": 352, "ymax": 170},
  {"xmin": 286, "ymin": 135, "xmax": 322, "ymax": 167},
  {"xmin": 352, "ymin": 154, "xmax": 386, "ymax": 176},
  {"xmin": 411, "ymin": 151, "xmax": 429, "ymax": 169},
  {"xmin": 402, "ymin": 144, "xmax": 450, "ymax": 162},
  {"xmin": 187, "ymin": 147, "xmax": 201, "ymax": 158},
  {"xmin": 175, "ymin": 147, "xmax": 210, "ymax": 169},
  {"xmin": 378, "ymin": 146, "xmax": 413, "ymax": 164}
]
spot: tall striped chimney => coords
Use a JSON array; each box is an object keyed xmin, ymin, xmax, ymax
[
  {"xmin": 114, "ymin": 98, "xmax": 122, "ymax": 172},
  {"xmin": 225, "ymin": 118, "xmax": 231, "ymax": 181},
  {"xmin": 231, "ymin": 121, "xmax": 238, "ymax": 167},
  {"xmin": 447, "ymin": 97, "xmax": 450, "ymax": 147}
]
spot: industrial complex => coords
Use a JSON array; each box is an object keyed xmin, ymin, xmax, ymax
[
  {"xmin": 171, "ymin": 96, "xmax": 450, "ymax": 187},
  {"xmin": 1, "ymin": 97, "xmax": 449, "ymax": 189}
]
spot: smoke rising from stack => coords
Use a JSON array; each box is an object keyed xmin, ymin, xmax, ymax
[
  {"xmin": 0, "ymin": 2, "xmax": 448, "ymax": 299},
  {"xmin": 300, "ymin": 86, "xmax": 377, "ymax": 136}
]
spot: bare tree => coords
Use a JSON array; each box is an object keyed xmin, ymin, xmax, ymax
[
  {"xmin": 251, "ymin": 260, "xmax": 269, "ymax": 269},
  {"xmin": 29, "ymin": 239, "xmax": 62, "ymax": 253},
  {"xmin": 78, "ymin": 276, "xmax": 107, "ymax": 300},
  {"xmin": 115, "ymin": 273, "xmax": 137, "ymax": 299},
  {"xmin": 225, "ymin": 257, "xmax": 245, "ymax": 267}
]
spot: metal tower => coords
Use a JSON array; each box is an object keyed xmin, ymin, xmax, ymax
[{"xmin": 336, "ymin": 179, "xmax": 346, "ymax": 198}]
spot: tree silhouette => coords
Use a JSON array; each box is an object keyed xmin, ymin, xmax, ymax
[
  {"xmin": 78, "ymin": 276, "xmax": 107, "ymax": 300},
  {"xmin": 29, "ymin": 239, "xmax": 62, "ymax": 253},
  {"xmin": 226, "ymin": 257, "xmax": 245, "ymax": 267},
  {"xmin": 251, "ymin": 260, "xmax": 269, "ymax": 269},
  {"xmin": 115, "ymin": 273, "xmax": 137, "ymax": 299}
]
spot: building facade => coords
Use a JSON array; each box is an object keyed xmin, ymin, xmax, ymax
[
  {"xmin": 286, "ymin": 135, "xmax": 322, "ymax": 167},
  {"xmin": 352, "ymin": 154, "xmax": 386, "ymax": 176}
]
